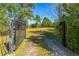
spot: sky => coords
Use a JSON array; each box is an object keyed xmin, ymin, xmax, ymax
[{"xmin": 28, "ymin": 3, "xmax": 58, "ymax": 25}]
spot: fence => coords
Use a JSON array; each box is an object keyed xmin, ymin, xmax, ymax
[
  {"xmin": 0, "ymin": 31, "xmax": 9, "ymax": 56},
  {"xmin": 0, "ymin": 20, "xmax": 26, "ymax": 56},
  {"xmin": 14, "ymin": 28, "xmax": 26, "ymax": 49}
]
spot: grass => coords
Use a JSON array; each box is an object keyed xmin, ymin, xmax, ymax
[
  {"xmin": 0, "ymin": 35, "xmax": 9, "ymax": 56},
  {"xmin": 10, "ymin": 28, "xmax": 55, "ymax": 56},
  {"xmin": 45, "ymin": 31, "xmax": 57, "ymax": 39},
  {"xmin": 27, "ymin": 27, "xmax": 55, "ymax": 32},
  {"xmin": 44, "ymin": 30, "xmax": 62, "ymax": 45},
  {"xmin": 0, "ymin": 27, "xmax": 55, "ymax": 56}
]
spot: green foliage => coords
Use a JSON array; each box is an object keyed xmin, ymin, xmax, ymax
[
  {"xmin": 45, "ymin": 31, "xmax": 61, "ymax": 44},
  {"xmin": 30, "ymin": 24, "xmax": 37, "ymax": 28},
  {"xmin": 0, "ymin": 9, "xmax": 9, "ymax": 32},
  {"xmin": 42, "ymin": 17, "xmax": 53, "ymax": 27},
  {"xmin": 53, "ymin": 19, "xmax": 61, "ymax": 28},
  {"xmin": 57, "ymin": 3, "xmax": 79, "ymax": 53},
  {"xmin": 0, "ymin": 3, "xmax": 35, "ymax": 32},
  {"xmin": 34, "ymin": 15, "xmax": 41, "ymax": 27}
]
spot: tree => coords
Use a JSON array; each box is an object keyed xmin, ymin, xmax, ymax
[
  {"xmin": 10, "ymin": 3, "xmax": 35, "ymax": 53},
  {"xmin": 41, "ymin": 17, "xmax": 53, "ymax": 27},
  {"xmin": 0, "ymin": 10, "xmax": 9, "ymax": 32},
  {"xmin": 15, "ymin": 4, "xmax": 35, "ymax": 28},
  {"xmin": 0, "ymin": 3, "xmax": 35, "ymax": 53},
  {"xmin": 34, "ymin": 15, "xmax": 41, "ymax": 27},
  {"xmin": 5, "ymin": 4, "xmax": 19, "ymax": 53},
  {"xmin": 0, "ymin": 4, "xmax": 17, "ymax": 53}
]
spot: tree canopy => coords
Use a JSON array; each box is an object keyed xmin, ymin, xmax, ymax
[
  {"xmin": 41, "ymin": 17, "xmax": 53, "ymax": 27},
  {"xmin": 34, "ymin": 15, "xmax": 41, "ymax": 27},
  {"xmin": 0, "ymin": 3, "xmax": 35, "ymax": 32}
]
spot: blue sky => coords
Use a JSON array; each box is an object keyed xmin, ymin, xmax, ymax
[{"xmin": 28, "ymin": 3, "xmax": 58, "ymax": 24}]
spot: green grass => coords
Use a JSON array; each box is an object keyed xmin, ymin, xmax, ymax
[
  {"xmin": 44, "ymin": 30, "xmax": 62, "ymax": 44},
  {"xmin": 45, "ymin": 31, "xmax": 57, "ymax": 39}
]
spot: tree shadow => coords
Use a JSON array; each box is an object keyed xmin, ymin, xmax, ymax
[{"xmin": 27, "ymin": 31, "xmax": 53, "ymax": 52}]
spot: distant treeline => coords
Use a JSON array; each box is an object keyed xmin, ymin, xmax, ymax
[{"xmin": 29, "ymin": 16, "xmax": 54, "ymax": 28}]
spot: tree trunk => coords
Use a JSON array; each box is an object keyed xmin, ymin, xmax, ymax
[{"xmin": 9, "ymin": 13, "xmax": 15, "ymax": 53}]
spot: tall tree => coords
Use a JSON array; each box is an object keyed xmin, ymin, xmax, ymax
[
  {"xmin": 34, "ymin": 15, "xmax": 41, "ymax": 27},
  {"xmin": 42, "ymin": 17, "xmax": 53, "ymax": 27},
  {"xmin": 0, "ymin": 3, "xmax": 35, "ymax": 53},
  {"xmin": 0, "ymin": 4, "xmax": 17, "ymax": 53},
  {"xmin": 9, "ymin": 3, "xmax": 35, "ymax": 53},
  {"xmin": 16, "ymin": 4, "xmax": 35, "ymax": 28}
]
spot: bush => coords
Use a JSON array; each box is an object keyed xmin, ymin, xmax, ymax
[{"xmin": 65, "ymin": 20, "xmax": 79, "ymax": 53}]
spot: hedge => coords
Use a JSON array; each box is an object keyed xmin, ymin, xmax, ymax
[{"xmin": 65, "ymin": 19, "xmax": 79, "ymax": 53}]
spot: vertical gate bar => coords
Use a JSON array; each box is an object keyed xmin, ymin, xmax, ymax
[{"xmin": 62, "ymin": 21, "xmax": 66, "ymax": 46}]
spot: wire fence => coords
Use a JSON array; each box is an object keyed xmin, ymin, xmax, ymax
[
  {"xmin": 0, "ymin": 31, "xmax": 9, "ymax": 56},
  {"xmin": 0, "ymin": 21, "xmax": 26, "ymax": 56}
]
